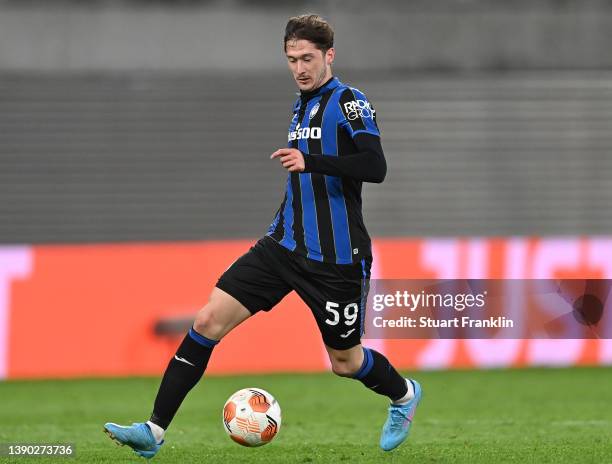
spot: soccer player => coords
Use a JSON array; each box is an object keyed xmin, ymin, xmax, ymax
[{"xmin": 104, "ymin": 14, "xmax": 422, "ymax": 458}]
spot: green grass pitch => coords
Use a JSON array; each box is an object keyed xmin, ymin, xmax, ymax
[{"xmin": 0, "ymin": 367, "xmax": 611, "ymax": 463}]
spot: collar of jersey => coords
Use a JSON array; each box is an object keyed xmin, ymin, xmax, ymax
[{"xmin": 299, "ymin": 76, "xmax": 341, "ymax": 101}]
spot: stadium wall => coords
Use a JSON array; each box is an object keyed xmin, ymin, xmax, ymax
[
  {"xmin": 2, "ymin": 2, "xmax": 612, "ymax": 71},
  {"xmin": 3, "ymin": 72, "xmax": 612, "ymax": 243},
  {"xmin": 1, "ymin": 237, "xmax": 611, "ymax": 380}
]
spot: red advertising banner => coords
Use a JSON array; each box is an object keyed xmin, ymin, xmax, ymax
[{"xmin": 0, "ymin": 237, "xmax": 611, "ymax": 379}]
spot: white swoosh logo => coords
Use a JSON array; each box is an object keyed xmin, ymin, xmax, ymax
[
  {"xmin": 340, "ymin": 329, "xmax": 356, "ymax": 338},
  {"xmin": 174, "ymin": 355, "xmax": 195, "ymax": 366}
]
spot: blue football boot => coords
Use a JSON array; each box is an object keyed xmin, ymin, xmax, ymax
[
  {"xmin": 379, "ymin": 379, "xmax": 422, "ymax": 451},
  {"xmin": 104, "ymin": 422, "xmax": 163, "ymax": 459}
]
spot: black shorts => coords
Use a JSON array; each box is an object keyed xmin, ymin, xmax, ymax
[{"xmin": 216, "ymin": 236, "xmax": 372, "ymax": 350}]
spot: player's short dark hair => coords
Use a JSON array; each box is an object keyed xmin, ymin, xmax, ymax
[{"xmin": 284, "ymin": 14, "xmax": 334, "ymax": 53}]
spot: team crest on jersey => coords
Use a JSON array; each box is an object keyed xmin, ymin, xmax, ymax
[
  {"xmin": 343, "ymin": 99, "xmax": 375, "ymax": 121},
  {"xmin": 309, "ymin": 103, "xmax": 320, "ymax": 120}
]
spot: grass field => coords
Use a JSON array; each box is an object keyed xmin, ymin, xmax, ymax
[{"xmin": 1, "ymin": 367, "xmax": 611, "ymax": 463}]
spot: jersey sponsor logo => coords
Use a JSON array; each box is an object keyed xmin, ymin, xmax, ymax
[
  {"xmin": 288, "ymin": 123, "xmax": 322, "ymax": 141},
  {"xmin": 309, "ymin": 103, "xmax": 320, "ymax": 120},
  {"xmin": 343, "ymin": 99, "xmax": 375, "ymax": 121}
]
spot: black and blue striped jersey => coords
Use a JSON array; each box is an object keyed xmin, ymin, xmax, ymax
[{"xmin": 267, "ymin": 76, "xmax": 385, "ymax": 265}]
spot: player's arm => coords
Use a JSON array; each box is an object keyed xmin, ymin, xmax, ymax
[
  {"xmin": 303, "ymin": 87, "xmax": 386, "ymax": 183},
  {"xmin": 302, "ymin": 133, "xmax": 386, "ymax": 183},
  {"xmin": 270, "ymin": 135, "xmax": 386, "ymax": 183},
  {"xmin": 271, "ymin": 89, "xmax": 386, "ymax": 181}
]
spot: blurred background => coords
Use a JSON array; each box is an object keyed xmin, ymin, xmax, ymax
[{"xmin": 1, "ymin": 0, "xmax": 611, "ymax": 379}]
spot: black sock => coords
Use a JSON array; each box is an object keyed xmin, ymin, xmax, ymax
[
  {"xmin": 149, "ymin": 327, "xmax": 218, "ymax": 430},
  {"xmin": 352, "ymin": 347, "xmax": 408, "ymax": 402}
]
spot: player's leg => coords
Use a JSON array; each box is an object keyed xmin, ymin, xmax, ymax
[
  {"xmin": 325, "ymin": 343, "xmax": 410, "ymax": 400},
  {"xmin": 289, "ymin": 255, "xmax": 411, "ymax": 399},
  {"xmin": 148, "ymin": 288, "xmax": 252, "ymax": 432},
  {"xmin": 289, "ymin": 254, "xmax": 422, "ymax": 451},
  {"xmin": 105, "ymin": 237, "xmax": 292, "ymax": 458},
  {"xmin": 325, "ymin": 343, "xmax": 421, "ymax": 450},
  {"xmin": 104, "ymin": 288, "xmax": 251, "ymax": 458}
]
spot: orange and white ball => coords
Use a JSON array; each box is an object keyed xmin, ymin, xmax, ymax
[{"xmin": 222, "ymin": 388, "xmax": 281, "ymax": 447}]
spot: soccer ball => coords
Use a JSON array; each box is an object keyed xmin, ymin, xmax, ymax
[{"xmin": 222, "ymin": 388, "xmax": 281, "ymax": 447}]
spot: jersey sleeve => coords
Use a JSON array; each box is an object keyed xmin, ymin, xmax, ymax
[
  {"xmin": 303, "ymin": 133, "xmax": 386, "ymax": 183},
  {"xmin": 338, "ymin": 87, "xmax": 380, "ymax": 139}
]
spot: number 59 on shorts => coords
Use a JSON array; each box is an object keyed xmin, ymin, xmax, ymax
[{"xmin": 324, "ymin": 301, "xmax": 359, "ymax": 326}]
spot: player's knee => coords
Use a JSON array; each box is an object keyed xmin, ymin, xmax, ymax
[
  {"xmin": 329, "ymin": 357, "xmax": 361, "ymax": 378},
  {"xmin": 192, "ymin": 307, "xmax": 224, "ymax": 340}
]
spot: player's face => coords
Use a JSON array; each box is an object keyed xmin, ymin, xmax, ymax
[{"xmin": 285, "ymin": 39, "xmax": 334, "ymax": 92}]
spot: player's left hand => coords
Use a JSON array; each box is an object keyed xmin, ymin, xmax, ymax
[{"xmin": 270, "ymin": 148, "xmax": 305, "ymax": 173}]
